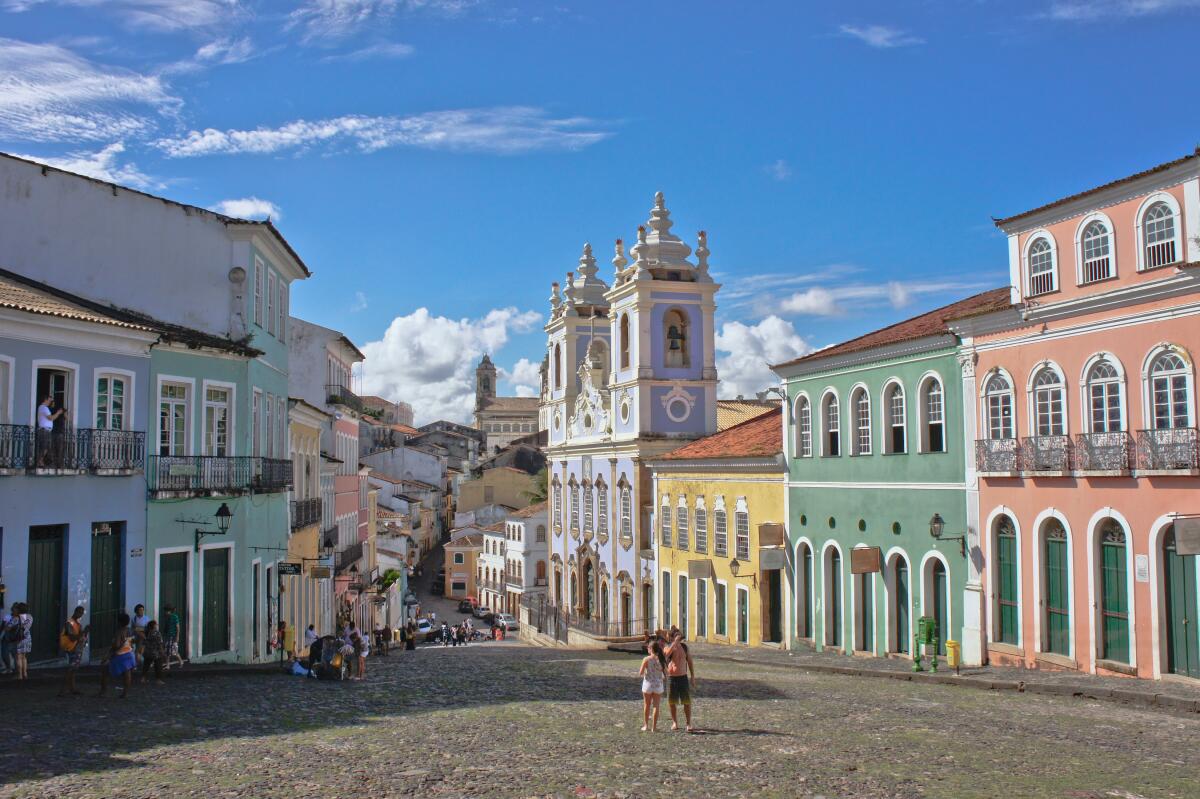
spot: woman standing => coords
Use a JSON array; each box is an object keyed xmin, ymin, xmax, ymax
[
  {"xmin": 97, "ymin": 612, "xmax": 136, "ymax": 698},
  {"xmin": 638, "ymin": 638, "xmax": 666, "ymax": 732},
  {"xmin": 140, "ymin": 620, "xmax": 166, "ymax": 685},
  {"xmin": 13, "ymin": 603, "xmax": 33, "ymax": 681}
]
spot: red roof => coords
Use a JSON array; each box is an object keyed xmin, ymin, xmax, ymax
[
  {"xmin": 512, "ymin": 500, "xmax": 547, "ymax": 518},
  {"xmin": 657, "ymin": 408, "xmax": 781, "ymax": 461},
  {"xmin": 772, "ymin": 288, "xmax": 1011, "ymax": 371}
]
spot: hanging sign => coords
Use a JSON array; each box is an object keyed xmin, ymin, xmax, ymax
[
  {"xmin": 310, "ymin": 566, "xmax": 332, "ymax": 579},
  {"xmin": 277, "ymin": 562, "xmax": 302, "ymax": 576}
]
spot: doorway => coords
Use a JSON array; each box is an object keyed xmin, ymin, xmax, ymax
[
  {"xmin": 856, "ymin": 571, "xmax": 874, "ymax": 652},
  {"xmin": 27, "ymin": 525, "xmax": 65, "ymax": 662},
  {"xmin": 90, "ymin": 522, "xmax": 124, "ymax": 659},
  {"xmin": 1163, "ymin": 527, "xmax": 1199, "ymax": 678},
  {"xmin": 762, "ymin": 569, "xmax": 782, "ymax": 643},
  {"xmin": 931, "ymin": 560, "xmax": 948, "ymax": 656},
  {"xmin": 159, "ymin": 551, "xmax": 189, "ymax": 658},
  {"xmin": 202, "ymin": 548, "xmax": 230, "ymax": 655}
]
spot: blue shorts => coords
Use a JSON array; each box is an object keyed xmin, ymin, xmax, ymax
[{"xmin": 109, "ymin": 651, "xmax": 136, "ymax": 677}]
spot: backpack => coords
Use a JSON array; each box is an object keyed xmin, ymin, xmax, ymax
[{"xmin": 5, "ymin": 620, "xmax": 22, "ymax": 644}]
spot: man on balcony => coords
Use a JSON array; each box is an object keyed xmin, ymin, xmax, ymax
[{"xmin": 35, "ymin": 394, "xmax": 65, "ymax": 468}]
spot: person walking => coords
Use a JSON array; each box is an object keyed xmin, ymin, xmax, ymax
[
  {"xmin": 664, "ymin": 630, "xmax": 696, "ymax": 732},
  {"xmin": 303, "ymin": 624, "xmax": 319, "ymax": 656},
  {"xmin": 97, "ymin": 612, "xmax": 136, "ymax": 698},
  {"xmin": 58, "ymin": 606, "xmax": 88, "ymax": 697},
  {"xmin": 162, "ymin": 604, "xmax": 183, "ymax": 670},
  {"xmin": 639, "ymin": 638, "xmax": 666, "ymax": 732},
  {"xmin": 10, "ymin": 603, "xmax": 32, "ymax": 681},
  {"xmin": 405, "ymin": 621, "xmax": 417, "ymax": 651},
  {"xmin": 0, "ymin": 602, "xmax": 15, "ymax": 675},
  {"xmin": 131, "ymin": 604, "xmax": 150, "ymax": 666},
  {"xmin": 140, "ymin": 620, "xmax": 166, "ymax": 684}
]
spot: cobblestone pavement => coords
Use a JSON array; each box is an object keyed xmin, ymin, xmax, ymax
[{"xmin": 2, "ymin": 642, "xmax": 1198, "ymax": 799}]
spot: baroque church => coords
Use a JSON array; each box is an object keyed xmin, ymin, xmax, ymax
[
  {"xmin": 472, "ymin": 354, "xmax": 541, "ymax": 452},
  {"xmin": 543, "ymin": 192, "xmax": 721, "ymax": 633}
]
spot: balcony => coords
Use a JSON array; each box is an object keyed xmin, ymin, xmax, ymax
[
  {"xmin": 1074, "ymin": 432, "xmax": 1134, "ymax": 474},
  {"xmin": 326, "ymin": 384, "xmax": 364, "ymax": 413},
  {"xmin": 976, "ymin": 438, "xmax": 1020, "ymax": 476},
  {"xmin": 291, "ymin": 497, "xmax": 323, "ymax": 530},
  {"xmin": 1021, "ymin": 435, "xmax": 1073, "ymax": 474},
  {"xmin": 1137, "ymin": 428, "xmax": 1199, "ymax": 473},
  {"xmin": 147, "ymin": 456, "xmax": 293, "ymax": 495},
  {"xmin": 1, "ymin": 425, "xmax": 144, "ymax": 475},
  {"xmin": 321, "ymin": 526, "xmax": 339, "ymax": 550},
  {"xmin": 334, "ymin": 541, "xmax": 364, "ymax": 574}
]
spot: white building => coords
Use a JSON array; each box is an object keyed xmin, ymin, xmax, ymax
[{"xmin": 503, "ymin": 502, "xmax": 549, "ymax": 617}]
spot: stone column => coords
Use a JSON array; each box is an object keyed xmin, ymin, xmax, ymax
[{"xmin": 958, "ymin": 347, "xmax": 985, "ymax": 667}]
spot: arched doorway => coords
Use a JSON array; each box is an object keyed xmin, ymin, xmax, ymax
[
  {"xmin": 891, "ymin": 554, "xmax": 910, "ymax": 654},
  {"xmin": 796, "ymin": 541, "xmax": 813, "ymax": 639},
  {"xmin": 1041, "ymin": 519, "xmax": 1070, "ymax": 657},
  {"xmin": 825, "ymin": 547, "xmax": 842, "ymax": 649},
  {"xmin": 1097, "ymin": 519, "xmax": 1130, "ymax": 664},
  {"xmin": 600, "ymin": 582, "xmax": 610, "ymax": 625},
  {"xmin": 1163, "ymin": 525, "xmax": 1199, "ymax": 678},
  {"xmin": 855, "ymin": 568, "xmax": 874, "ymax": 653},
  {"xmin": 581, "ymin": 559, "xmax": 594, "ymax": 618},
  {"xmin": 621, "ymin": 590, "xmax": 632, "ymax": 636}
]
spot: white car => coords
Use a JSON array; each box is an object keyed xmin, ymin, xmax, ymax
[
  {"xmin": 415, "ymin": 619, "xmax": 434, "ymax": 642},
  {"xmin": 473, "ymin": 605, "xmax": 491, "ymax": 620},
  {"xmin": 494, "ymin": 613, "xmax": 518, "ymax": 631}
]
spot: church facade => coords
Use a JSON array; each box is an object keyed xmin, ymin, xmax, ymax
[
  {"xmin": 473, "ymin": 354, "xmax": 540, "ymax": 452},
  {"xmin": 543, "ymin": 192, "xmax": 720, "ymax": 635}
]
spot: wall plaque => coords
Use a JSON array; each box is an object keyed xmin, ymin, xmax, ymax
[{"xmin": 850, "ymin": 546, "xmax": 882, "ymax": 574}]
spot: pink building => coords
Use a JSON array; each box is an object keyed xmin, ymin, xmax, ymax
[{"xmin": 954, "ymin": 149, "xmax": 1200, "ymax": 680}]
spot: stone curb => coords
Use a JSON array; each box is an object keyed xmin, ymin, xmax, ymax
[
  {"xmin": 610, "ymin": 644, "xmax": 1199, "ymax": 715},
  {"xmin": 0, "ymin": 663, "xmax": 282, "ymax": 689}
]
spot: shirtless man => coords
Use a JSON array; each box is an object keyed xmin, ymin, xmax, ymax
[{"xmin": 664, "ymin": 629, "xmax": 696, "ymax": 732}]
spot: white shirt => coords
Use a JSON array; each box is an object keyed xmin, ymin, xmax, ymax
[
  {"xmin": 37, "ymin": 404, "xmax": 53, "ymax": 430},
  {"xmin": 304, "ymin": 629, "xmax": 319, "ymax": 648}
]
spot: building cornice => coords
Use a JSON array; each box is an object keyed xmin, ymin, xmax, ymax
[
  {"xmin": 775, "ymin": 333, "xmax": 956, "ymax": 379},
  {"xmin": 0, "ymin": 307, "xmax": 158, "ymax": 357},
  {"xmin": 1011, "ymin": 269, "xmax": 1200, "ymax": 327},
  {"xmin": 646, "ymin": 455, "xmax": 785, "ymax": 473}
]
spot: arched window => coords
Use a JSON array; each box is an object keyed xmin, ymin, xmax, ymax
[
  {"xmin": 663, "ymin": 309, "xmax": 689, "ymax": 368},
  {"xmin": 822, "ymin": 392, "xmax": 840, "ymax": 456},
  {"xmin": 1086, "ymin": 359, "xmax": 1123, "ymax": 433},
  {"xmin": 536, "ymin": 524, "xmax": 546, "ymax": 543},
  {"xmin": 660, "ymin": 496, "xmax": 672, "ymax": 547},
  {"xmin": 1042, "ymin": 519, "xmax": 1070, "ymax": 656},
  {"xmin": 1143, "ymin": 202, "xmax": 1178, "ymax": 269},
  {"xmin": 851, "ymin": 387, "xmax": 871, "ymax": 455},
  {"xmin": 1032, "ymin": 367, "xmax": 1065, "ymax": 437},
  {"xmin": 920, "ymin": 377, "xmax": 945, "ymax": 452},
  {"xmin": 553, "ymin": 343, "xmax": 562, "ymax": 390},
  {"xmin": 619, "ymin": 482, "xmax": 632, "ymax": 541},
  {"xmin": 552, "ymin": 478, "xmax": 562, "ymax": 531},
  {"xmin": 1098, "ymin": 519, "xmax": 1129, "ymax": 664},
  {"xmin": 676, "ymin": 498, "xmax": 689, "ymax": 550},
  {"xmin": 984, "ymin": 374, "xmax": 1014, "ymax": 439},
  {"xmin": 694, "ymin": 499, "xmax": 708, "ymax": 553},
  {"xmin": 734, "ymin": 499, "xmax": 750, "ymax": 560},
  {"xmin": 1150, "ymin": 351, "xmax": 1191, "ymax": 429},
  {"xmin": 713, "ymin": 499, "xmax": 728, "ymax": 557},
  {"xmin": 1081, "ymin": 220, "xmax": 1113, "ymax": 283},
  {"xmin": 1027, "ymin": 236, "xmax": 1056, "ymax": 296},
  {"xmin": 794, "ymin": 396, "xmax": 812, "ymax": 457},
  {"xmin": 596, "ymin": 479, "xmax": 608, "ymax": 537},
  {"xmin": 884, "ymin": 382, "xmax": 906, "ymax": 454},
  {"xmin": 583, "ymin": 481, "xmax": 593, "ymax": 534},
  {"xmin": 568, "ymin": 478, "xmax": 580, "ymax": 532},
  {"xmin": 619, "ymin": 313, "xmax": 630, "ymax": 370},
  {"xmin": 994, "ymin": 515, "xmax": 1018, "ymax": 646}
]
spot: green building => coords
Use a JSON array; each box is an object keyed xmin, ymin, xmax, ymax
[{"xmin": 773, "ymin": 290, "xmax": 1007, "ymax": 666}]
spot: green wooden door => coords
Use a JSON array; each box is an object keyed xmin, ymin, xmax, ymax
[
  {"xmin": 678, "ymin": 574, "xmax": 688, "ymax": 638},
  {"xmin": 89, "ymin": 525, "xmax": 123, "ymax": 659},
  {"xmin": 858, "ymin": 572, "xmax": 873, "ymax": 652},
  {"xmin": 767, "ymin": 569, "xmax": 783, "ymax": 643},
  {"xmin": 997, "ymin": 524, "xmax": 1019, "ymax": 645},
  {"xmin": 829, "ymin": 551, "xmax": 842, "ymax": 647},
  {"xmin": 695, "ymin": 579, "xmax": 707, "ymax": 639},
  {"xmin": 895, "ymin": 559, "xmax": 910, "ymax": 654},
  {"xmin": 159, "ymin": 552, "xmax": 189, "ymax": 658},
  {"xmin": 932, "ymin": 560, "xmax": 948, "ymax": 656},
  {"xmin": 1044, "ymin": 525, "xmax": 1070, "ymax": 657},
  {"xmin": 801, "ymin": 546, "xmax": 813, "ymax": 638},
  {"xmin": 27, "ymin": 526, "xmax": 64, "ymax": 662},
  {"xmin": 1099, "ymin": 524, "xmax": 1129, "ymax": 663},
  {"xmin": 202, "ymin": 548, "xmax": 230, "ymax": 655},
  {"xmin": 1164, "ymin": 529, "xmax": 1200, "ymax": 678}
]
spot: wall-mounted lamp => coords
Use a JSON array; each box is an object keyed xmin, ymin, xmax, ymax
[
  {"xmin": 929, "ymin": 513, "xmax": 966, "ymax": 557},
  {"xmin": 728, "ymin": 558, "xmax": 758, "ymax": 588},
  {"xmin": 194, "ymin": 503, "xmax": 234, "ymax": 551}
]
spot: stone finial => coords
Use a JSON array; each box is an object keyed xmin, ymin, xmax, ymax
[
  {"xmin": 695, "ymin": 230, "xmax": 711, "ymax": 281},
  {"xmin": 563, "ymin": 272, "xmax": 579, "ymax": 316},
  {"xmin": 612, "ymin": 238, "xmax": 627, "ymax": 274},
  {"xmin": 654, "ymin": 191, "xmax": 665, "ymax": 209},
  {"xmin": 550, "ymin": 281, "xmax": 562, "ymax": 314},
  {"xmin": 647, "ymin": 192, "xmax": 673, "ymax": 237},
  {"xmin": 577, "ymin": 242, "xmax": 599, "ymax": 281}
]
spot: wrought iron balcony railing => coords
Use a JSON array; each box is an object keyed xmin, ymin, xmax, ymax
[
  {"xmin": 321, "ymin": 526, "xmax": 339, "ymax": 550},
  {"xmin": 291, "ymin": 497, "xmax": 323, "ymax": 530},
  {"xmin": 334, "ymin": 541, "xmax": 364, "ymax": 574},
  {"xmin": 1, "ymin": 425, "xmax": 143, "ymax": 473},
  {"xmin": 325, "ymin": 384, "xmax": 364, "ymax": 413},
  {"xmin": 147, "ymin": 456, "xmax": 293, "ymax": 494},
  {"xmin": 1137, "ymin": 427, "xmax": 1200, "ymax": 471},
  {"xmin": 1074, "ymin": 431, "xmax": 1134, "ymax": 472},
  {"xmin": 976, "ymin": 438, "xmax": 1020, "ymax": 473},
  {"xmin": 1021, "ymin": 435, "xmax": 1073, "ymax": 472}
]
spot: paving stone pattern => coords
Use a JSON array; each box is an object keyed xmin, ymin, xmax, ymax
[{"xmin": 1, "ymin": 642, "xmax": 1197, "ymax": 799}]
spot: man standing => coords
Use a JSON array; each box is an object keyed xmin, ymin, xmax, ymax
[
  {"xmin": 35, "ymin": 394, "xmax": 64, "ymax": 467},
  {"xmin": 664, "ymin": 630, "xmax": 696, "ymax": 732},
  {"xmin": 58, "ymin": 606, "xmax": 88, "ymax": 697}
]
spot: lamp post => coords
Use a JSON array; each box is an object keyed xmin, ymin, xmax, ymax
[
  {"xmin": 193, "ymin": 502, "xmax": 233, "ymax": 552},
  {"xmin": 728, "ymin": 558, "xmax": 758, "ymax": 588},
  {"xmin": 928, "ymin": 513, "xmax": 966, "ymax": 557}
]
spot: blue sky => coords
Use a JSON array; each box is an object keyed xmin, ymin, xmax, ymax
[{"xmin": 2, "ymin": 0, "xmax": 1199, "ymax": 423}]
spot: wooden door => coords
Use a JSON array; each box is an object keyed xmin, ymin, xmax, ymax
[
  {"xmin": 895, "ymin": 559, "xmax": 910, "ymax": 654},
  {"xmin": 932, "ymin": 560, "xmax": 948, "ymax": 656},
  {"xmin": 1044, "ymin": 533, "xmax": 1070, "ymax": 656},
  {"xmin": 858, "ymin": 572, "xmax": 873, "ymax": 652},
  {"xmin": 159, "ymin": 552, "xmax": 189, "ymax": 658},
  {"xmin": 1164, "ymin": 529, "xmax": 1200, "ymax": 678},
  {"xmin": 202, "ymin": 548, "xmax": 230, "ymax": 655},
  {"xmin": 90, "ymin": 524, "xmax": 123, "ymax": 658},
  {"xmin": 27, "ymin": 525, "xmax": 64, "ymax": 662},
  {"xmin": 1099, "ymin": 531, "xmax": 1129, "ymax": 663}
]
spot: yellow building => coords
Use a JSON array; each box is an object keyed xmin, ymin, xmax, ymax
[
  {"xmin": 443, "ymin": 531, "xmax": 484, "ymax": 601},
  {"xmin": 647, "ymin": 409, "xmax": 788, "ymax": 648},
  {"xmin": 285, "ymin": 398, "xmax": 334, "ymax": 648},
  {"xmin": 457, "ymin": 466, "xmax": 537, "ymax": 513}
]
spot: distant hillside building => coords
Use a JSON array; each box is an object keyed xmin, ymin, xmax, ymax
[{"xmin": 473, "ymin": 354, "xmax": 541, "ymax": 452}]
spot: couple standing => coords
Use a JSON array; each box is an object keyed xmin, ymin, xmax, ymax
[{"xmin": 638, "ymin": 628, "xmax": 696, "ymax": 733}]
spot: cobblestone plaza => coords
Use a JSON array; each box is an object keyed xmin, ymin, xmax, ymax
[{"xmin": 2, "ymin": 642, "xmax": 1197, "ymax": 799}]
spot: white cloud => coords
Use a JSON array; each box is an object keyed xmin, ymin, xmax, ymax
[
  {"xmin": 321, "ymin": 42, "xmax": 416, "ymax": 62},
  {"xmin": 3, "ymin": 1, "xmax": 244, "ymax": 32},
  {"xmin": 154, "ymin": 107, "xmax": 612, "ymax": 157},
  {"xmin": 766, "ymin": 159, "xmax": 792, "ymax": 181},
  {"xmin": 779, "ymin": 279, "xmax": 990, "ymax": 317},
  {"xmin": 715, "ymin": 316, "xmax": 810, "ymax": 400},
  {"xmin": 288, "ymin": 0, "xmax": 400, "ymax": 43},
  {"xmin": 839, "ymin": 24, "xmax": 925, "ymax": 48},
  {"xmin": 0, "ymin": 37, "xmax": 178, "ymax": 142},
  {"xmin": 12, "ymin": 142, "xmax": 160, "ymax": 189},
  {"xmin": 503, "ymin": 357, "xmax": 542, "ymax": 397},
  {"xmin": 351, "ymin": 291, "xmax": 368, "ymax": 312},
  {"xmin": 210, "ymin": 196, "xmax": 282, "ymax": 220},
  {"xmin": 1046, "ymin": 0, "xmax": 1200, "ymax": 19},
  {"xmin": 359, "ymin": 306, "xmax": 542, "ymax": 425},
  {"xmin": 780, "ymin": 287, "xmax": 841, "ymax": 316}
]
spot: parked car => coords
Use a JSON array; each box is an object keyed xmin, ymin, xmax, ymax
[
  {"xmin": 458, "ymin": 599, "xmax": 476, "ymax": 614},
  {"xmin": 473, "ymin": 605, "xmax": 491, "ymax": 619},
  {"xmin": 415, "ymin": 619, "xmax": 434, "ymax": 642},
  {"xmin": 494, "ymin": 613, "xmax": 518, "ymax": 631}
]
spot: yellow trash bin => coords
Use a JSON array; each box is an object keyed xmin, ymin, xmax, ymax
[{"xmin": 945, "ymin": 640, "xmax": 961, "ymax": 672}]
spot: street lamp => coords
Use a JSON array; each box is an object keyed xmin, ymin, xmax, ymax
[
  {"xmin": 728, "ymin": 558, "xmax": 758, "ymax": 588},
  {"xmin": 928, "ymin": 513, "xmax": 966, "ymax": 557},
  {"xmin": 194, "ymin": 502, "xmax": 233, "ymax": 551}
]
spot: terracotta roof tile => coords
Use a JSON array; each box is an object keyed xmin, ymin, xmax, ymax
[
  {"xmin": 479, "ymin": 396, "xmax": 540, "ymax": 411},
  {"xmin": 772, "ymin": 288, "xmax": 1012, "ymax": 371},
  {"xmin": 0, "ymin": 272, "xmax": 158, "ymax": 331},
  {"xmin": 447, "ymin": 533, "xmax": 483, "ymax": 547},
  {"xmin": 657, "ymin": 408, "xmax": 782, "ymax": 461},
  {"xmin": 716, "ymin": 399, "xmax": 779, "ymax": 430},
  {"xmin": 511, "ymin": 501, "xmax": 547, "ymax": 518}
]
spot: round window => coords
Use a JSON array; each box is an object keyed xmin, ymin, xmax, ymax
[
  {"xmin": 857, "ymin": 519, "xmax": 866, "ymax": 532},
  {"xmin": 620, "ymin": 400, "xmax": 630, "ymax": 424},
  {"xmin": 827, "ymin": 517, "xmax": 836, "ymax": 529},
  {"xmin": 799, "ymin": 514, "xmax": 807, "ymax": 526},
  {"xmin": 553, "ymin": 413, "xmax": 561, "ymax": 431},
  {"xmin": 665, "ymin": 398, "xmax": 691, "ymax": 422}
]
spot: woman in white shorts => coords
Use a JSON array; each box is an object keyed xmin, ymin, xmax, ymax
[{"xmin": 638, "ymin": 638, "xmax": 666, "ymax": 732}]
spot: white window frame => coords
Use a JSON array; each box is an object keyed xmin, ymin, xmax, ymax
[
  {"xmin": 1141, "ymin": 345, "xmax": 1194, "ymax": 430},
  {"xmin": 982, "ymin": 370, "xmax": 1016, "ymax": 441},
  {"xmin": 1027, "ymin": 362, "xmax": 1067, "ymax": 437},
  {"xmin": 552, "ymin": 478, "xmax": 562, "ymax": 531},
  {"xmin": 202, "ymin": 380, "xmax": 236, "ymax": 456},
  {"xmin": 734, "ymin": 497, "xmax": 750, "ymax": 561},
  {"xmin": 660, "ymin": 495, "xmax": 672, "ymax": 547},
  {"xmin": 850, "ymin": 384, "xmax": 871, "ymax": 455},
  {"xmin": 1135, "ymin": 192, "xmax": 1183, "ymax": 272},
  {"xmin": 0, "ymin": 355, "xmax": 13, "ymax": 425},
  {"xmin": 1074, "ymin": 212, "xmax": 1116, "ymax": 285},
  {"xmin": 676, "ymin": 495, "xmax": 689, "ymax": 550},
  {"xmin": 254, "ymin": 256, "xmax": 264, "ymax": 327},
  {"xmin": 1024, "ymin": 232, "xmax": 1058, "ymax": 297},
  {"xmin": 714, "ymin": 578, "xmax": 729, "ymax": 638},
  {"xmin": 266, "ymin": 271, "xmax": 277, "ymax": 337},
  {"xmin": 157, "ymin": 376, "xmax": 194, "ymax": 457},
  {"xmin": 252, "ymin": 389, "xmax": 262, "ymax": 457},
  {"xmin": 919, "ymin": 373, "xmax": 946, "ymax": 453},
  {"xmin": 735, "ymin": 585, "xmax": 751, "ymax": 644},
  {"xmin": 694, "ymin": 496, "xmax": 708, "ymax": 554},
  {"xmin": 569, "ymin": 478, "xmax": 580, "ymax": 531},
  {"xmin": 881, "ymin": 379, "xmax": 906, "ymax": 454},
  {"xmin": 713, "ymin": 496, "xmax": 728, "ymax": 557},
  {"xmin": 1079, "ymin": 353, "xmax": 1126, "ymax": 434},
  {"xmin": 820, "ymin": 388, "xmax": 840, "ymax": 457},
  {"xmin": 277, "ymin": 280, "xmax": 287, "ymax": 340},
  {"xmin": 793, "ymin": 393, "xmax": 812, "ymax": 458},
  {"xmin": 94, "ymin": 367, "xmax": 135, "ymax": 431},
  {"xmin": 596, "ymin": 479, "xmax": 608, "ymax": 537},
  {"xmin": 620, "ymin": 481, "xmax": 632, "ymax": 540}
]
